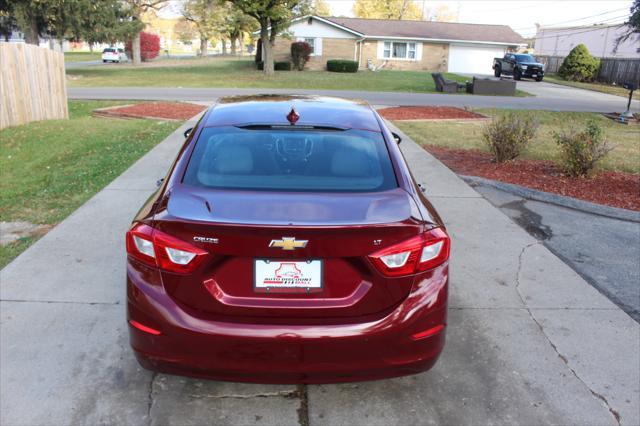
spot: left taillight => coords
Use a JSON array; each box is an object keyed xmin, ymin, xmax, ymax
[
  {"xmin": 368, "ymin": 227, "xmax": 450, "ymax": 277},
  {"xmin": 126, "ymin": 223, "xmax": 207, "ymax": 274}
]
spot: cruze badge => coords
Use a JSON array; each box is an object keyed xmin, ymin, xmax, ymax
[
  {"xmin": 269, "ymin": 237, "xmax": 308, "ymax": 250},
  {"xmin": 193, "ymin": 236, "xmax": 219, "ymax": 244}
]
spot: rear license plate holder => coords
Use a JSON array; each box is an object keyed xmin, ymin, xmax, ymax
[{"xmin": 254, "ymin": 259, "xmax": 322, "ymax": 293}]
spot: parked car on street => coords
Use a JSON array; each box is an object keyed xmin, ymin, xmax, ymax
[
  {"xmin": 493, "ymin": 53, "xmax": 545, "ymax": 81},
  {"xmin": 102, "ymin": 47, "xmax": 127, "ymax": 63},
  {"xmin": 125, "ymin": 95, "xmax": 451, "ymax": 383}
]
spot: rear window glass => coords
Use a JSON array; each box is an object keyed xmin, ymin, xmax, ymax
[
  {"xmin": 103, "ymin": 48, "xmax": 116, "ymax": 53},
  {"xmin": 183, "ymin": 127, "xmax": 397, "ymax": 192}
]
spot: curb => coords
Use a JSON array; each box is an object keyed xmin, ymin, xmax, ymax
[{"xmin": 462, "ymin": 175, "xmax": 640, "ymax": 223}]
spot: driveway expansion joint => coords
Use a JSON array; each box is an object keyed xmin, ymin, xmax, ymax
[
  {"xmin": 515, "ymin": 242, "xmax": 622, "ymax": 425},
  {"xmin": 0, "ymin": 298, "xmax": 119, "ymax": 305},
  {"xmin": 186, "ymin": 390, "xmax": 300, "ymax": 400}
]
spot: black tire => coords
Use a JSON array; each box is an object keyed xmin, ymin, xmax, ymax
[
  {"xmin": 102, "ymin": 59, "xmax": 107, "ymax": 63},
  {"xmin": 535, "ymin": 76, "xmax": 544, "ymax": 82},
  {"xmin": 494, "ymin": 66, "xmax": 501, "ymax": 77},
  {"xmin": 513, "ymin": 69, "xmax": 522, "ymax": 81}
]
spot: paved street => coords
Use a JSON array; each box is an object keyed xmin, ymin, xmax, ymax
[
  {"xmin": 470, "ymin": 183, "xmax": 640, "ymax": 323},
  {"xmin": 1, "ymin": 118, "xmax": 639, "ymax": 425},
  {"xmin": 68, "ymin": 83, "xmax": 640, "ymax": 113}
]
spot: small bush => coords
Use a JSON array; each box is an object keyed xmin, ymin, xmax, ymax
[
  {"xmin": 275, "ymin": 61, "xmax": 292, "ymax": 71},
  {"xmin": 256, "ymin": 61, "xmax": 291, "ymax": 71},
  {"xmin": 125, "ymin": 32, "xmax": 161, "ymax": 61},
  {"xmin": 290, "ymin": 41, "xmax": 312, "ymax": 70},
  {"xmin": 482, "ymin": 113, "xmax": 539, "ymax": 163},
  {"xmin": 554, "ymin": 120, "xmax": 612, "ymax": 177},
  {"xmin": 558, "ymin": 44, "xmax": 600, "ymax": 82},
  {"xmin": 327, "ymin": 59, "xmax": 358, "ymax": 73}
]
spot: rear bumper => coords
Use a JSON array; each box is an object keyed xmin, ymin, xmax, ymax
[{"xmin": 127, "ymin": 262, "xmax": 448, "ymax": 384}]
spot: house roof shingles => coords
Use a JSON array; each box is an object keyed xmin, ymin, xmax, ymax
[{"xmin": 323, "ymin": 16, "xmax": 525, "ymax": 45}]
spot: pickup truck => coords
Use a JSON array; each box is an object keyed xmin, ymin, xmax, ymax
[{"xmin": 493, "ymin": 54, "xmax": 544, "ymax": 81}]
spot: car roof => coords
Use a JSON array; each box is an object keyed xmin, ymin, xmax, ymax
[{"xmin": 203, "ymin": 95, "xmax": 382, "ymax": 132}]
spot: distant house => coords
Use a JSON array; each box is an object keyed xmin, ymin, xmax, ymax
[
  {"xmin": 534, "ymin": 24, "xmax": 640, "ymax": 58},
  {"xmin": 266, "ymin": 16, "xmax": 525, "ymax": 74}
]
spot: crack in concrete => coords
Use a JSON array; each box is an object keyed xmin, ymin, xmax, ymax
[
  {"xmin": 146, "ymin": 372, "xmax": 157, "ymax": 426},
  {"xmin": 296, "ymin": 384, "xmax": 310, "ymax": 426},
  {"xmin": 0, "ymin": 298, "xmax": 119, "ymax": 305},
  {"xmin": 187, "ymin": 389, "xmax": 300, "ymax": 400},
  {"xmin": 448, "ymin": 306, "xmax": 619, "ymax": 311},
  {"xmin": 514, "ymin": 242, "xmax": 622, "ymax": 426}
]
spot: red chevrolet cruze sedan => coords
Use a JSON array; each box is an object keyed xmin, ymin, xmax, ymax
[{"xmin": 126, "ymin": 95, "xmax": 450, "ymax": 383}]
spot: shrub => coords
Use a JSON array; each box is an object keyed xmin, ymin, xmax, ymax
[
  {"xmin": 482, "ymin": 113, "xmax": 539, "ymax": 163},
  {"xmin": 290, "ymin": 41, "xmax": 312, "ymax": 70},
  {"xmin": 125, "ymin": 32, "xmax": 161, "ymax": 61},
  {"xmin": 256, "ymin": 61, "xmax": 291, "ymax": 71},
  {"xmin": 327, "ymin": 59, "xmax": 358, "ymax": 73},
  {"xmin": 275, "ymin": 61, "xmax": 292, "ymax": 71},
  {"xmin": 554, "ymin": 120, "xmax": 612, "ymax": 177},
  {"xmin": 558, "ymin": 44, "xmax": 600, "ymax": 82}
]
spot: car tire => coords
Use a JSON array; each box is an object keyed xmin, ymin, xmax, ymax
[
  {"xmin": 103, "ymin": 60, "xmax": 107, "ymax": 63},
  {"xmin": 513, "ymin": 69, "xmax": 522, "ymax": 81},
  {"xmin": 535, "ymin": 76, "xmax": 543, "ymax": 82},
  {"xmin": 494, "ymin": 67, "xmax": 501, "ymax": 77}
]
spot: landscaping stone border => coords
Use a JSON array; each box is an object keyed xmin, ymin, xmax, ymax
[{"xmin": 462, "ymin": 174, "xmax": 640, "ymax": 223}]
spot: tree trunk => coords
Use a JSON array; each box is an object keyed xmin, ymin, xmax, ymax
[
  {"xmin": 199, "ymin": 36, "xmax": 207, "ymax": 57},
  {"xmin": 221, "ymin": 38, "xmax": 227, "ymax": 55},
  {"xmin": 230, "ymin": 35, "xmax": 237, "ymax": 55},
  {"xmin": 23, "ymin": 17, "xmax": 39, "ymax": 45},
  {"xmin": 89, "ymin": 43, "xmax": 94, "ymax": 53},
  {"xmin": 261, "ymin": 23, "xmax": 274, "ymax": 76},
  {"xmin": 132, "ymin": 30, "xmax": 142, "ymax": 65}
]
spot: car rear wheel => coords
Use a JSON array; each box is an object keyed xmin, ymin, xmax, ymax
[
  {"xmin": 102, "ymin": 60, "xmax": 107, "ymax": 63},
  {"xmin": 513, "ymin": 69, "xmax": 522, "ymax": 81},
  {"xmin": 494, "ymin": 66, "xmax": 501, "ymax": 77}
]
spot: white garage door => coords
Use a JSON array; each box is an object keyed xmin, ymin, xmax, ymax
[{"xmin": 448, "ymin": 44, "xmax": 506, "ymax": 75}]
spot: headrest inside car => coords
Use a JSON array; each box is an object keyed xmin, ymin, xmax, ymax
[
  {"xmin": 213, "ymin": 144, "xmax": 253, "ymax": 174},
  {"xmin": 331, "ymin": 148, "xmax": 370, "ymax": 177}
]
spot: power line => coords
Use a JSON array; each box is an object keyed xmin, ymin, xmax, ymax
[
  {"xmin": 512, "ymin": 7, "xmax": 628, "ymax": 31},
  {"xmin": 531, "ymin": 18, "xmax": 629, "ymax": 41}
]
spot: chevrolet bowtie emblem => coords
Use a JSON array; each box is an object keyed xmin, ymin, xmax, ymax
[{"xmin": 269, "ymin": 237, "xmax": 308, "ymax": 250}]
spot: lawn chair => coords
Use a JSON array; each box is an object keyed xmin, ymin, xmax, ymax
[{"xmin": 432, "ymin": 73, "xmax": 465, "ymax": 93}]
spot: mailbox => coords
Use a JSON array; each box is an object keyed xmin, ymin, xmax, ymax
[{"xmin": 622, "ymin": 82, "xmax": 637, "ymax": 91}]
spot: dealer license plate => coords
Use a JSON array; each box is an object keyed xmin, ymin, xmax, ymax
[{"xmin": 254, "ymin": 259, "xmax": 322, "ymax": 293}]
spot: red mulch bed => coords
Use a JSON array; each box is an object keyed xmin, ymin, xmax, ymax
[
  {"xmin": 425, "ymin": 145, "xmax": 640, "ymax": 211},
  {"xmin": 96, "ymin": 102, "xmax": 206, "ymax": 121},
  {"xmin": 378, "ymin": 106, "xmax": 485, "ymax": 120}
]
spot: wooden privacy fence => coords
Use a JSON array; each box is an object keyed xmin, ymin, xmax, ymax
[
  {"xmin": 535, "ymin": 54, "xmax": 640, "ymax": 86},
  {"xmin": 0, "ymin": 43, "xmax": 68, "ymax": 130}
]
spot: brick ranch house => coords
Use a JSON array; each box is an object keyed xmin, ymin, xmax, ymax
[{"xmin": 266, "ymin": 16, "xmax": 525, "ymax": 75}]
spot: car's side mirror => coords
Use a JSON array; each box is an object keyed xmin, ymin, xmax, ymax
[
  {"xmin": 184, "ymin": 127, "xmax": 193, "ymax": 138},
  {"xmin": 392, "ymin": 132, "xmax": 402, "ymax": 144}
]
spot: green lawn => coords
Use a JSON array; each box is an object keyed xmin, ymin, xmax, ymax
[
  {"xmin": 64, "ymin": 51, "xmax": 102, "ymax": 63},
  {"xmin": 544, "ymin": 75, "xmax": 638, "ymax": 100},
  {"xmin": 67, "ymin": 58, "xmax": 472, "ymax": 93},
  {"xmin": 0, "ymin": 101, "xmax": 180, "ymax": 268},
  {"xmin": 395, "ymin": 109, "xmax": 640, "ymax": 174}
]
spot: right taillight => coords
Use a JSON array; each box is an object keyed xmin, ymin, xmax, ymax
[
  {"xmin": 126, "ymin": 223, "xmax": 207, "ymax": 274},
  {"xmin": 369, "ymin": 228, "xmax": 450, "ymax": 277}
]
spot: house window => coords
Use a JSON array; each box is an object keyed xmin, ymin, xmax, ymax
[
  {"xmin": 382, "ymin": 41, "xmax": 417, "ymax": 59},
  {"xmin": 304, "ymin": 37, "xmax": 315, "ymax": 54}
]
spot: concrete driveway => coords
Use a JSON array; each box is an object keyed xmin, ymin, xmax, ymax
[
  {"xmin": 68, "ymin": 82, "xmax": 640, "ymax": 114},
  {"xmin": 1, "ymin": 119, "xmax": 638, "ymax": 425}
]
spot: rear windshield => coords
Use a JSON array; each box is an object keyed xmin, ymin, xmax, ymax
[
  {"xmin": 183, "ymin": 126, "xmax": 397, "ymax": 192},
  {"xmin": 103, "ymin": 48, "xmax": 116, "ymax": 53}
]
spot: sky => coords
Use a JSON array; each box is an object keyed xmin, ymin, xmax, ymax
[{"xmin": 324, "ymin": 0, "xmax": 634, "ymax": 37}]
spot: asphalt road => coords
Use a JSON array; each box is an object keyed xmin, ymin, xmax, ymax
[
  {"xmin": 1, "ymin": 118, "xmax": 638, "ymax": 425},
  {"xmin": 68, "ymin": 83, "xmax": 640, "ymax": 113},
  {"xmin": 471, "ymin": 183, "xmax": 640, "ymax": 323}
]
